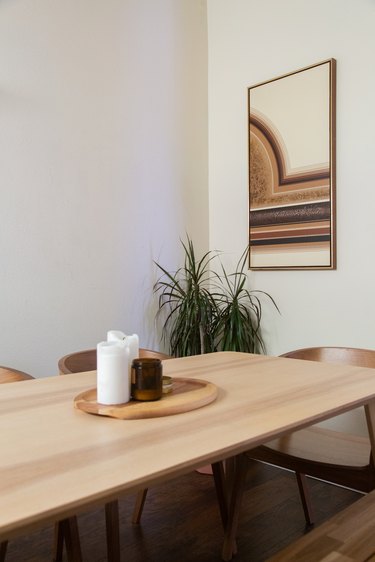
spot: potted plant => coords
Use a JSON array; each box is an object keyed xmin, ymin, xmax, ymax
[
  {"xmin": 154, "ymin": 237, "xmax": 278, "ymax": 357},
  {"xmin": 214, "ymin": 247, "xmax": 278, "ymax": 353}
]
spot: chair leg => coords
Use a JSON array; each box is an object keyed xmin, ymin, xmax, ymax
[
  {"xmin": 0, "ymin": 541, "xmax": 8, "ymax": 562},
  {"xmin": 53, "ymin": 517, "xmax": 82, "ymax": 562},
  {"xmin": 132, "ymin": 488, "xmax": 148, "ymax": 524},
  {"xmin": 222, "ymin": 453, "xmax": 248, "ymax": 562},
  {"xmin": 105, "ymin": 500, "xmax": 120, "ymax": 562},
  {"xmin": 296, "ymin": 472, "xmax": 314, "ymax": 526}
]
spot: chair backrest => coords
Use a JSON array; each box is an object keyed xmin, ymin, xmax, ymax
[
  {"xmin": 58, "ymin": 348, "xmax": 171, "ymax": 375},
  {"xmin": 0, "ymin": 366, "xmax": 34, "ymax": 384},
  {"xmin": 281, "ymin": 346, "xmax": 375, "ymax": 369}
]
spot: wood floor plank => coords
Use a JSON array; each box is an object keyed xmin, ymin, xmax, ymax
[{"xmin": 270, "ymin": 488, "xmax": 375, "ymax": 562}]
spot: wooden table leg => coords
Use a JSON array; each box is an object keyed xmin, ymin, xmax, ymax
[
  {"xmin": 212, "ymin": 461, "xmax": 228, "ymax": 529},
  {"xmin": 105, "ymin": 500, "xmax": 120, "ymax": 562},
  {"xmin": 0, "ymin": 541, "xmax": 8, "ymax": 562},
  {"xmin": 53, "ymin": 521, "xmax": 65, "ymax": 562},
  {"xmin": 221, "ymin": 453, "xmax": 248, "ymax": 562},
  {"xmin": 54, "ymin": 517, "xmax": 82, "ymax": 562}
]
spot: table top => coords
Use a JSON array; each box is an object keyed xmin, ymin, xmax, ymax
[{"xmin": 2, "ymin": 351, "xmax": 375, "ymax": 540}]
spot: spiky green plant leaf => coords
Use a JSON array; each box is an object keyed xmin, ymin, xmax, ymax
[{"xmin": 154, "ymin": 237, "xmax": 279, "ymax": 357}]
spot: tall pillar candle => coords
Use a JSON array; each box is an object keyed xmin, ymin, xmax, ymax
[
  {"xmin": 124, "ymin": 334, "xmax": 139, "ymax": 364},
  {"xmin": 107, "ymin": 330, "xmax": 126, "ymax": 342},
  {"xmin": 97, "ymin": 341, "xmax": 130, "ymax": 405}
]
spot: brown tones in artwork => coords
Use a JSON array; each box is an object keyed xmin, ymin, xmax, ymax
[{"xmin": 248, "ymin": 58, "xmax": 336, "ymax": 269}]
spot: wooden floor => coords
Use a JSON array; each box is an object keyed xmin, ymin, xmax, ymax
[{"xmin": 5, "ymin": 460, "xmax": 361, "ymax": 561}]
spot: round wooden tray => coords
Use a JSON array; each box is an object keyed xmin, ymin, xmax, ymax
[{"xmin": 74, "ymin": 377, "xmax": 218, "ymax": 420}]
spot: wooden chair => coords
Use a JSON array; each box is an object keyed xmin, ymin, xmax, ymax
[
  {"xmin": 222, "ymin": 347, "xmax": 375, "ymax": 561},
  {"xmin": 58, "ymin": 347, "xmax": 170, "ymax": 376},
  {"xmin": 0, "ymin": 366, "xmax": 33, "ymax": 383},
  {"xmin": 57, "ymin": 347, "xmax": 171, "ymax": 561}
]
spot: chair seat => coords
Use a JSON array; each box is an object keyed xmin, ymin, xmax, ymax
[{"xmin": 262, "ymin": 426, "xmax": 370, "ymax": 468}]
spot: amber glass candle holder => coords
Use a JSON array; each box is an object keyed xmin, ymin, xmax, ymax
[{"xmin": 131, "ymin": 358, "xmax": 163, "ymax": 401}]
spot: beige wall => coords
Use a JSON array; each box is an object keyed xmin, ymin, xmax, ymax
[
  {"xmin": 208, "ymin": 0, "xmax": 375, "ymax": 353},
  {"xmin": 207, "ymin": 0, "xmax": 375, "ymax": 433},
  {"xmin": 0, "ymin": 0, "xmax": 208, "ymax": 376}
]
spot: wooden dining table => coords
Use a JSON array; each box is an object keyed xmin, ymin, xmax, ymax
[{"xmin": 2, "ymin": 351, "xmax": 375, "ymax": 560}]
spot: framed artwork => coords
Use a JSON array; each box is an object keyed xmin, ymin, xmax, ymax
[{"xmin": 248, "ymin": 59, "xmax": 336, "ymax": 270}]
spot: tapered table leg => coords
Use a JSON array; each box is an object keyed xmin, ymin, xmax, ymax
[
  {"xmin": 0, "ymin": 541, "xmax": 8, "ymax": 562},
  {"xmin": 212, "ymin": 461, "xmax": 228, "ymax": 529},
  {"xmin": 221, "ymin": 453, "xmax": 248, "ymax": 562},
  {"xmin": 54, "ymin": 517, "xmax": 82, "ymax": 562},
  {"xmin": 105, "ymin": 500, "xmax": 120, "ymax": 562}
]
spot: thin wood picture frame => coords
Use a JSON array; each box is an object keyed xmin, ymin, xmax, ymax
[{"xmin": 248, "ymin": 59, "xmax": 336, "ymax": 270}]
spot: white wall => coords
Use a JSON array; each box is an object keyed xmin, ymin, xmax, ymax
[
  {"xmin": 0, "ymin": 0, "xmax": 208, "ymax": 376},
  {"xmin": 207, "ymin": 0, "xmax": 375, "ymax": 433}
]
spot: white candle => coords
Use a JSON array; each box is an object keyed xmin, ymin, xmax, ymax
[
  {"xmin": 105, "ymin": 330, "xmax": 140, "ymax": 396},
  {"xmin": 107, "ymin": 330, "xmax": 126, "ymax": 342},
  {"xmin": 124, "ymin": 334, "xmax": 139, "ymax": 364},
  {"xmin": 97, "ymin": 341, "xmax": 130, "ymax": 405}
]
